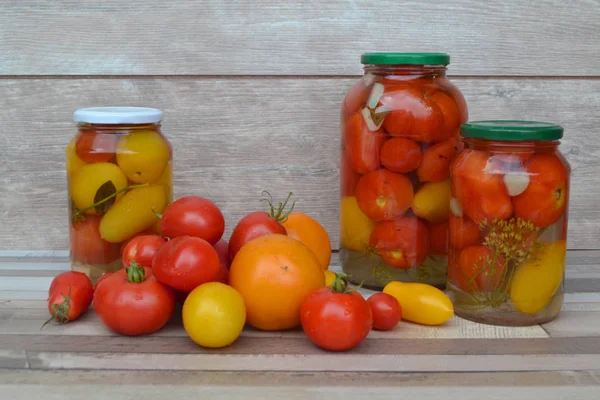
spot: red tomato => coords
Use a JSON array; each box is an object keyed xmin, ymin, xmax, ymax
[
  {"xmin": 369, "ymin": 217, "xmax": 430, "ymax": 269},
  {"xmin": 341, "ymin": 147, "xmax": 362, "ymax": 196},
  {"xmin": 380, "ymin": 137, "xmax": 422, "ymax": 173},
  {"xmin": 122, "ymin": 235, "xmax": 167, "ymax": 268},
  {"xmin": 152, "ymin": 236, "xmax": 220, "ymax": 293},
  {"xmin": 70, "ymin": 215, "xmax": 121, "ymax": 265},
  {"xmin": 213, "ymin": 239, "xmax": 230, "ymax": 284},
  {"xmin": 46, "ymin": 271, "xmax": 93, "ymax": 324},
  {"xmin": 93, "ymin": 272, "xmax": 112, "ymax": 291},
  {"xmin": 160, "ymin": 196, "xmax": 225, "ymax": 244},
  {"xmin": 300, "ymin": 275, "xmax": 372, "ymax": 351},
  {"xmin": 367, "ymin": 293, "xmax": 402, "ymax": 331},
  {"xmin": 379, "ymin": 85, "xmax": 444, "ymax": 142},
  {"xmin": 458, "ymin": 245, "xmax": 507, "ymax": 293},
  {"xmin": 213, "ymin": 239, "xmax": 230, "ymax": 269},
  {"xmin": 343, "ymin": 111, "xmax": 386, "ymax": 174},
  {"xmin": 355, "ymin": 169, "xmax": 414, "ymax": 221},
  {"xmin": 75, "ymin": 130, "xmax": 118, "ymax": 163},
  {"xmin": 93, "ymin": 266, "xmax": 176, "ymax": 336},
  {"xmin": 417, "ymin": 138, "xmax": 458, "ymax": 183},
  {"xmin": 228, "ymin": 211, "xmax": 287, "ymax": 261}
]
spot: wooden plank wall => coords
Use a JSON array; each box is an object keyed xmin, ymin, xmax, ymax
[{"xmin": 1, "ymin": 0, "xmax": 599, "ymax": 251}]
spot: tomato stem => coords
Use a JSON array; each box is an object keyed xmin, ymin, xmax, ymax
[
  {"xmin": 41, "ymin": 285, "xmax": 72, "ymax": 329},
  {"xmin": 261, "ymin": 191, "xmax": 296, "ymax": 223},
  {"xmin": 126, "ymin": 262, "xmax": 146, "ymax": 283},
  {"xmin": 71, "ymin": 183, "xmax": 151, "ymax": 222},
  {"xmin": 331, "ymin": 273, "xmax": 352, "ymax": 293}
]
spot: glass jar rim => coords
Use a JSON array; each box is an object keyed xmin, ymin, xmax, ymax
[
  {"xmin": 461, "ymin": 120, "xmax": 563, "ymax": 141},
  {"xmin": 74, "ymin": 107, "xmax": 163, "ymax": 124},
  {"xmin": 361, "ymin": 52, "xmax": 450, "ymax": 66}
]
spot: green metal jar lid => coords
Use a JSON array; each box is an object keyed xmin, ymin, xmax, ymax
[
  {"xmin": 461, "ymin": 120, "xmax": 563, "ymax": 141},
  {"xmin": 361, "ymin": 52, "xmax": 450, "ymax": 66}
]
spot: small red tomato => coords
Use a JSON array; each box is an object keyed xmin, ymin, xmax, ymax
[
  {"xmin": 228, "ymin": 212, "xmax": 286, "ymax": 261},
  {"xmin": 160, "ymin": 196, "xmax": 225, "ymax": 244},
  {"xmin": 46, "ymin": 271, "xmax": 93, "ymax": 325},
  {"xmin": 300, "ymin": 274, "xmax": 372, "ymax": 351},
  {"xmin": 122, "ymin": 235, "xmax": 167, "ymax": 267},
  {"xmin": 212, "ymin": 239, "xmax": 230, "ymax": 284},
  {"xmin": 75, "ymin": 130, "xmax": 118, "ymax": 163},
  {"xmin": 367, "ymin": 293, "xmax": 402, "ymax": 331},
  {"xmin": 152, "ymin": 236, "xmax": 220, "ymax": 293},
  {"xmin": 93, "ymin": 266, "xmax": 176, "ymax": 336},
  {"xmin": 213, "ymin": 239, "xmax": 230, "ymax": 269}
]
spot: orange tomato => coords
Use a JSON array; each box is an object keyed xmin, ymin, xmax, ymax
[
  {"xmin": 229, "ymin": 234, "xmax": 325, "ymax": 331},
  {"xmin": 282, "ymin": 213, "xmax": 332, "ymax": 270},
  {"xmin": 513, "ymin": 154, "xmax": 568, "ymax": 228}
]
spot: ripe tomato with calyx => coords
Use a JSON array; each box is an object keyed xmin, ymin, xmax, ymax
[
  {"xmin": 301, "ymin": 273, "xmax": 372, "ymax": 351},
  {"xmin": 228, "ymin": 192, "xmax": 293, "ymax": 262},
  {"xmin": 94, "ymin": 265, "xmax": 175, "ymax": 336},
  {"xmin": 45, "ymin": 271, "xmax": 93, "ymax": 326},
  {"xmin": 152, "ymin": 236, "xmax": 220, "ymax": 293},
  {"xmin": 122, "ymin": 235, "xmax": 167, "ymax": 268},
  {"xmin": 160, "ymin": 196, "xmax": 225, "ymax": 245},
  {"xmin": 367, "ymin": 292, "xmax": 402, "ymax": 331}
]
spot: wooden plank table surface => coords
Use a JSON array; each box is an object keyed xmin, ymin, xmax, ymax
[{"xmin": 1, "ymin": 252, "xmax": 599, "ymax": 399}]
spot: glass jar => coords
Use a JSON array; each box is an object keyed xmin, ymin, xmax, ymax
[
  {"xmin": 340, "ymin": 52, "xmax": 468, "ymax": 289},
  {"xmin": 448, "ymin": 121, "xmax": 570, "ymax": 326},
  {"xmin": 66, "ymin": 107, "xmax": 173, "ymax": 281}
]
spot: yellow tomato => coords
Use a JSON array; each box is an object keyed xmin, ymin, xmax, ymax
[
  {"xmin": 324, "ymin": 270, "xmax": 336, "ymax": 287},
  {"xmin": 510, "ymin": 240, "xmax": 566, "ymax": 315},
  {"xmin": 66, "ymin": 138, "xmax": 86, "ymax": 179},
  {"xmin": 383, "ymin": 281, "xmax": 454, "ymax": 326},
  {"xmin": 340, "ymin": 196, "xmax": 374, "ymax": 251},
  {"xmin": 116, "ymin": 130, "xmax": 170, "ymax": 183},
  {"xmin": 70, "ymin": 163, "xmax": 128, "ymax": 214},
  {"xmin": 411, "ymin": 180, "xmax": 451, "ymax": 223},
  {"xmin": 99, "ymin": 184, "xmax": 167, "ymax": 243},
  {"xmin": 183, "ymin": 282, "xmax": 246, "ymax": 348}
]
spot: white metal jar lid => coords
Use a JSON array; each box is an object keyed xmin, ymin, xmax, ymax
[{"xmin": 74, "ymin": 107, "xmax": 163, "ymax": 124}]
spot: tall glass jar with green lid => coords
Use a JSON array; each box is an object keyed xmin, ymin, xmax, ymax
[{"xmin": 340, "ymin": 52, "xmax": 468, "ymax": 289}]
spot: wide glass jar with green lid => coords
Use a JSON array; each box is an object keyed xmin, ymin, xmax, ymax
[
  {"xmin": 67, "ymin": 107, "xmax": 173, "ymax": 281},
  {"xmin": 340, "ymin": 52, "xmax": 468, "ymax": 289},
  {"xmin": 448, "ymin": 121, "xmax": 570, "ymax": 326}
]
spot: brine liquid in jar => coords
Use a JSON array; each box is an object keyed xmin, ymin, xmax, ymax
[
  {"xmin": 67, "ymin": 107, "xmax": 173, "ymax": 281},
  {"xmin": 340, "ymin": 52, "xmax": 468, "ymax": 289},
  {"xmin": 448, "ymin": 121, "xmax": 569, "ymax": 326}
]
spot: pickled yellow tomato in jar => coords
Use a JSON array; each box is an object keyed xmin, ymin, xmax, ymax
[
  {"xmin": 340, "ymin": 53, "xmax": 468, "ymax": 289},
  {"xmin": 448, "ymin": 121, "xmax": 569, "ymax": 326},
  {"xmin": 67, "ymin": 107, "xmax": 173, "ymax": 280}
]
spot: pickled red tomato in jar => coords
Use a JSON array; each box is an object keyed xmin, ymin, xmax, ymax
[
  {"xmin": 448, "ymin": 121, "xmax": 570, "ymax": 326},
  {"xmin": 340, "ymin": 53, "xmax": 468, "ymax": 289},
  {"xmin": 67, "ymin": 107, "xmax": 173, "ymax": 281}
]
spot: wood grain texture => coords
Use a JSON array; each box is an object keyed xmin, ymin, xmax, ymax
[
  {"xmin": 3, "ymin": 369, "xmax": 600, "ymax": 387},
  {"xmin": 2, "ymin": 383, "xmax": 600, "ymax": 400},
  {"xmin": 0, "ymin": 307, "xmax": 549, "ymax": 339},
  {"xmin": 1, "ymin": 78, "xmax": 599, "ymax": 250},
  {"xmin": 542, "ymin": 311, "xmax": 600, "ymax": 337},
  {"xmin": 1, "ymin": 1, "xmax": 599, "ymax": 76}
]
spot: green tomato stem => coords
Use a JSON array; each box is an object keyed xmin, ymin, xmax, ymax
[
  {"xmin": 126, "ymin": 262, "xmax": 146, "ymax": 283},
  {"xmin": 71, "ymin": 183, "xmax": 150, "ymax": 222}
]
